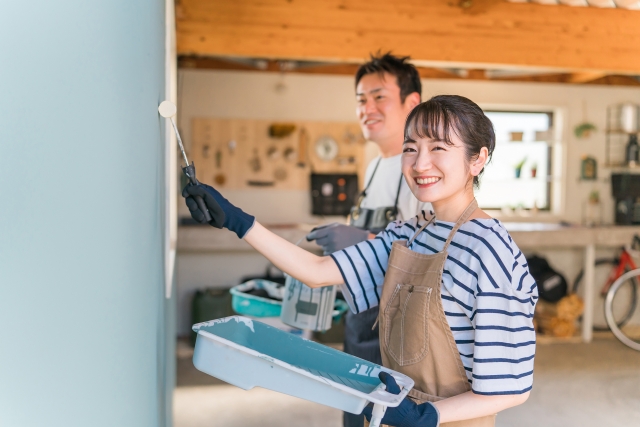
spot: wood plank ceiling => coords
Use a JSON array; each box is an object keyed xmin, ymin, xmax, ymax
[
  {"xmin": 176, "ymin": 0, "xmax": 640, "ymax": 86},
  {"xmin": 509, "ymin": 0, "xmax": 640, "ymax": 8}
]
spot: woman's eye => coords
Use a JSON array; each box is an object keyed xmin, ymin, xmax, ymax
[
  {"xmin": 432, "ymin": 146, "xmax": 445, "ymax": 151},
  {"xmin": 403, "ymin": 147, "xmax": 417, "ymax": 153}
]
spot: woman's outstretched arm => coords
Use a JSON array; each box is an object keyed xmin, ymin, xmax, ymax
[
  {"xmin": 434, "ymin": 391, "xmax": 529, "ymax": 422},
  {"xmin": 182, "ymin": 183, "xmax": 344, "ymax": 288},
  {"xmin": 244, "ymin": 222, "xmax": 344, "ymax": 288}
]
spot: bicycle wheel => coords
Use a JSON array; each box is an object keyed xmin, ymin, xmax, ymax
[
  {"xmin": 606, "ymin": 269, "xmax": 640, "ymax": 351},
  {"xmin": 573, "ymin": 258, "xmax": 638, "ymax": 330}
]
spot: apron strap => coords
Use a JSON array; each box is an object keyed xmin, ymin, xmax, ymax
[
  {"xmin": 407, "ymin": 213, "xmax": 436, "ymax": 247},
  {"xmin": 441, "ymin": 198, "xmax": 478, "ymax": 251},
  {"xmin": 354, "ymin": 158, "xmax": 381, "ymax": 207},
  {"xmin": 392, "ymin": 174, "xmax": 403, "ymax": 210}
]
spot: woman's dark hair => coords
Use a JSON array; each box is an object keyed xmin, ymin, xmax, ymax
[
  {"xmin": 404, "ymin": 95, "xmax": 495, "ymax": 188},
  {"xmin": 355, "ymin": 52, "xmax": 422, "ymax": 103}
]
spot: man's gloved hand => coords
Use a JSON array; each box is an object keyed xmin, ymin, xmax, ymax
[
  {"xmin": 305, "ymin": 223, "xmax": 369, "ymax": 254},
  {"xmin": 362, "ymin": 372, "xmax": 439, "ymax": 427},
  {"xmin": 182, "ymin": 184, "xmax": 255, "ymax": 239}
]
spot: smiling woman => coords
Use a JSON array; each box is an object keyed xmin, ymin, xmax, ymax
[
  {"xmin": 402, "ymin": 95, "xmax": 495, "ymax": 221},
  {"xmin": 181, "ymin": 95, "xmax": 538, "ymax": 427}
]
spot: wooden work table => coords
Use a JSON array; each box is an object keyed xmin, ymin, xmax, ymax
[
  {"xmin": 505, "ymin": 223, "xmax": 640, "ymax": 343},
  {"xmin": 178, "ymin": 223, "xmax": 640, "ymax": 343}
]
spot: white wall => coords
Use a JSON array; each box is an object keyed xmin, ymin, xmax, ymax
[
  {"xmin": 176, "ymin": 69, "xmax": 640, "ymax": 335},
  {"xmin": 0, "ymin": 1, "xmax": 173, "ymax": 426}
]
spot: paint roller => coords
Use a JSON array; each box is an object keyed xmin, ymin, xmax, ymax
[{"xmin": 158, "ymin": 100, "xmax": 212, "ymax": 222}]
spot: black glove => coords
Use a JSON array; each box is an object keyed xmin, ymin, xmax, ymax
[
  {"xmin": 182, "ymin": 184, "xmax": 255, "ymax": 239},
  {"xmin": 306, "ymin": 223, "xmax": 369, "ymax": 254},
  {"xmin": 362, "ymin": 372, "xmax": 439, "ymax": 427}
]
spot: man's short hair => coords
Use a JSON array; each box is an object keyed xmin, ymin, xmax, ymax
[{"xmin": 355, "ymin": 52, "xmax": 422, "ymax": 103}]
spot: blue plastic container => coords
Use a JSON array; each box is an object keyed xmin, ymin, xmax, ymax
[
  {"xmin": 231, "ymin": 280, "xmax": 350, "ymax": 323},
  {"xmin": 230, "ymin": 280, "xmax": 283, "ymax": 317}
]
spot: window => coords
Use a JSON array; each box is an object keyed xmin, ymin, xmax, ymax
[{"xmin": 476, "ymin": 111, "xmax": 555, "ymax": 211}]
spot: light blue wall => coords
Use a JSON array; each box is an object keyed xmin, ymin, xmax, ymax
[{"xmin": 0, "ymin": 1, "xmax": 173, "ymax": 426}]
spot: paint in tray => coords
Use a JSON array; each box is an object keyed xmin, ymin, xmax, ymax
[
  {"xmin": 198, "ymin": 316, "xmax": 381, "ymax": 392},
  {"xmin": 192, "ymin": 316, "xmax": 414, "ymax": 417}
]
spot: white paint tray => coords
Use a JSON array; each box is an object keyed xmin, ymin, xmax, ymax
[{"xmin": 192, "ymin": 316, "xmax": 414, "ymax": 415}]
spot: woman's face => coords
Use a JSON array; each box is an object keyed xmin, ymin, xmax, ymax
[{"xmin": 401, "ymin": 127, "xmax": 482, "ymax": 207}]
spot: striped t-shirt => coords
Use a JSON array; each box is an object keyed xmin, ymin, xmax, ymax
[{"xmin": 330, "ymin": 213, "xmax": 538, "ymax": 396}]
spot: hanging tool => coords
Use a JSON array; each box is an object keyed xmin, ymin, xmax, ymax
[
  {"xmin": 297, "ymin": 128, "xmax": 308, "ymax": 168},
  {"xmin": 158, "ymin": 100, "xmax": 212, "ymax": 223},
  {"xmin": 249, "ymin": 148, "xmax": 262, "ymax": 172}
]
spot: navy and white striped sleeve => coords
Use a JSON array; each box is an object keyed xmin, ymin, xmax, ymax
[
  {"xmin": 471, "ymin": 248, "xmax": 538, "ymax": 395},
  {"xmin": 330, "ymin": 223, "xmax": 400, "ymax": 313}
]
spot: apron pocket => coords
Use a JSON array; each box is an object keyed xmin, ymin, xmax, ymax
[{"xmin": 383, "ymin": 284, "xmax": 431, "ymax": 366}]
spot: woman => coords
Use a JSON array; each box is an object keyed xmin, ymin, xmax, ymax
[{"xmin": 183, "ymin": 95, "xmax": 537, "ymax": 427}]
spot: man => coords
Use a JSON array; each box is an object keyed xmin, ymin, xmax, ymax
[{"xmin": 306, "ymin": 53, "xmax": 430, "ymax": 427}]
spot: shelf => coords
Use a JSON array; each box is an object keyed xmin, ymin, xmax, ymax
[
  {"xmin": 602, "ymin": 164, "xmax": 640, "ymax": 173},
  {"xmin": 485, "ymin": 176, "xmax": 555, "ymax": 183},
  {"xmin": 576, "ymin": 177, "xmax": 609, "ymax": 183},
  {"xmin": 605, "ymin": 129, "xmax": 640, "ymax": 135}
]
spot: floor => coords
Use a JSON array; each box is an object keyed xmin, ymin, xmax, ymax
[{"xmin": 174, "ymin": 335, "xmax": 640, "ymax": 427}]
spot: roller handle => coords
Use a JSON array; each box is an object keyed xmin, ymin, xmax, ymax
[
  {"xmin": 182, "ymin": 162, "xmax": 213, "ymax": 223},
  {"xmin": 368, "ymin": 403, "xmax": 386, "ymax": 427}
]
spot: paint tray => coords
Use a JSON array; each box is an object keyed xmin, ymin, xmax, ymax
[{"xmin": 192, "ymin": 316, "xmax": 414, "ymax": 415}]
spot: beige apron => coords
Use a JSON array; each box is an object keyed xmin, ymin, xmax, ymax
[{"xmin": 378, "ymin": 199, "xmax": 496, "ymax": 427}]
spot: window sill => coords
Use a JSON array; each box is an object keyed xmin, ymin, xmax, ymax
[{"xmin": 483, "ymin": 209, "xmax": 567, "ymax": 224}]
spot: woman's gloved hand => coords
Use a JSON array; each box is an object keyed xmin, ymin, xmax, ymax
[
  {"xmin": 182, "ymin": 184, "xmax": 255, "ymax": 239},
  {"xmin": 362, "ymin": 372, "xmax": 439, "ymax": 427},
  {"xmin": 305, "ymin": 223, "xmax": 369, "ymax": 254}
]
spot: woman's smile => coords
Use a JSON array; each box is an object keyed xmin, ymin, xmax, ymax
[{"xmin": 414, "ymin": 176, "xmax": 441, "ymax": 186}]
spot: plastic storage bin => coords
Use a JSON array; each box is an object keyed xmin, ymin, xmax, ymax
[
  {"xmin": 230, "ymin": 279, "xmax": 284, "ymax": 317},
  {"xmin": 192, "ymin": 316, "xmax": 413, "ymax": 416}
]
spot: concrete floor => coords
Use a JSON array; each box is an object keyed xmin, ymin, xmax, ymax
[{"xmin": 174, "ymin": 336, "xmax": 640, "ymax": 427}]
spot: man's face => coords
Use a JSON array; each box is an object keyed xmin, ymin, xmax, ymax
[{"xmin": 356, "ymin": 72, "xmax": 411, "ymax": 144}]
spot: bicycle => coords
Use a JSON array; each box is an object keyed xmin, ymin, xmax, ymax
[
  {"xmin": 606, "ymin": 267, "xmax": 640, "ymax": 351},
  {"xmin": 572, "ymin": 235, "xmax": 640, "ymax": 331}
]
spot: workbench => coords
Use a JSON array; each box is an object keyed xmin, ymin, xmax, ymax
[
  {"xmin": 178, "ymin": 223, "xmax": 640, "ymax": 343},
  {"xmin": 505, "ymin": 223, "xmax": 640, "ymax": 343}
]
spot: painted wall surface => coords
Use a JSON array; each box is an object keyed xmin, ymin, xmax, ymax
[
  {"xmin": 175, "ymin": 69, "xmax": 640, "ymax": 335},
  {"xmin": 0, "ymin": 2, "xmax": 173, "ymax": 427}
]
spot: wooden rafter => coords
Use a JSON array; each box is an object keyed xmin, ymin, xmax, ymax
[{"xmin": 178, "ymin": 56, "xmax": 640, "ymax": 86}]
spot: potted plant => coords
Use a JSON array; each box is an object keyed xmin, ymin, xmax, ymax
[
  {"xmin": 514, "ymin": 157, "xmax": 527, "ymax": 178},
  {"xmin": 531, "ymin": 162, "xmax": 538, "ymax": 178},
  {"xmin": 574, "ymin": 122, "xmax": 596, "ymax": 139}
]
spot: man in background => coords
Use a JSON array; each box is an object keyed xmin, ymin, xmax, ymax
[{"xmin": 307, "ymin": 52, "xmax": 430, "ymax": 427}]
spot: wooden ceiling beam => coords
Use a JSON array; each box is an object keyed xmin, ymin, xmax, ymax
[
  {"xmin": 176, "ymin": 0, "xmax": 640, "ymax": 74},
  {"xmin": 178, "ymin": 56, "xmax": 640, "ymax": 86},
  {"xmin": 566, "ymin": 72, "xmax": 609, "ymax": 83},
  {"xmin": 467, "ymin": 69, "xmax": 487, "ymax": 80}
]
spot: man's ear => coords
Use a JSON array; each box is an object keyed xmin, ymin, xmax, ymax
[
  {"xmin": 471, "ymin": 147, "xmax": 489, "ymax": 176},
  {"xmin": 404, "ymin": 92, "xmax": 421, "ymax": 110}
]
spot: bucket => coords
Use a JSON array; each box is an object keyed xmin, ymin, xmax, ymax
[{"xmin": 280, "ymin": 274, "xmax": 337, "ymax": 332}]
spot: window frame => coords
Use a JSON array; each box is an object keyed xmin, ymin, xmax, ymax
[{"xmin": 479, "ymin": 103, "xmax": 566, "ymax": 219}]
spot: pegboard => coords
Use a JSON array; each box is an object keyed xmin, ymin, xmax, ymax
[{"xmin": 190, "ymin": 118, "xmax": 368, "ymax": 190}]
